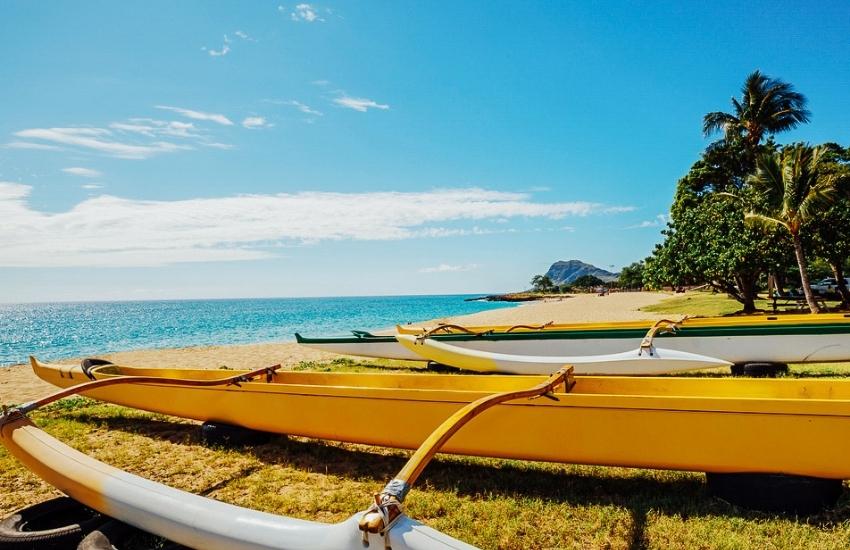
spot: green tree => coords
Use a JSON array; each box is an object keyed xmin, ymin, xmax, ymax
[
  {"xmin": 808, "ymin": 143, "xmax": 850, "ymax": 307},
  {"xmin": 618, "ymin": 261, "xmax": 645, "ymax": 289},
  {"xmin": 703, "ymin": 70, "xmax": 810, "ymax": 163},
  {"xmin": 572, "ymin": 274, "xmax": 605, "ymax": 288},
  {"xmin": 530, "ymin": 274, "xmax": 554, "ymax": 293},
  {"xmin": 746, "ymin": 144, "xmax": 842, "ymax": 313},
  {"xmin": 645, "ymin": 146, "xmax": 791, "ymax": 312}
]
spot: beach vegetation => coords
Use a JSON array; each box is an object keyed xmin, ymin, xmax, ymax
[
  {"xmin": 530, "ymin": 274, "xmax": 556, "ymax": 293},
  {"xmin": 744, "ymin": 145, "xmax": 843, "ymax": 312},
  {"xmin": 572, "ymin": 274, "xmax": 606, "ymax": 289},
  {"xmin": 618, "ymin": 261, "xmax": 644, "ymax": 289},
  {"xmin": 644, "ymin": 70, "xmax": 850, "ymax": 314}
]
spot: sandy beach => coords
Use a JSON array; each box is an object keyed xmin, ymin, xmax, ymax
[{"xmin": 0, "ymin": 291, "xmax": 671, "ymax": 404}]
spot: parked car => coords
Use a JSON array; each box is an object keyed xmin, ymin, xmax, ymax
[{"xmin": 810, "ymin": 277, "xmax": 850, "ymax": 296}]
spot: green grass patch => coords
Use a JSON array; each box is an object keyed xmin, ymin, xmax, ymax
[
  {"xmin": 642, "ymin": 291, "xmax": 844, "ymax": 318},
  {"xmin": 293, "ymin": 356, "xmax": 430, "ymax": 373}
]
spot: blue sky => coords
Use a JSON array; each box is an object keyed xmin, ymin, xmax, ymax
[{"xmin": 1, "ymin": 1, "xmax": 849, "ymax": 302}]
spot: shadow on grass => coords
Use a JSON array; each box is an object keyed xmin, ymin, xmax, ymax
[{"xmin": 59, "ymin": 408, "xmax": 850, "ymax": 538}]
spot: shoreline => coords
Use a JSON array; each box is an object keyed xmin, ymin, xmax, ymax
[{"xmin": 0, "ymin": 291, "xmax": 672, "ymax": 404}]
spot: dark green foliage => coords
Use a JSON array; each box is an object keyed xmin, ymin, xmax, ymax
[
  {"xmin": 530, "ymin": 274, "xmax": 555, "ymax": 293},
  {"xmin": 572, "ymin": 274, "xmax": 605, "ymax": 288},
  {"xmin": 618, "ymin": 262, "xmax": 645, "ymax": 289}
]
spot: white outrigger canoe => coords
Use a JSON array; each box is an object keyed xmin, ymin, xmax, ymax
[
  {"xmin": 295, "ymin": 313, "xmax": 850, "ymax": 367},
  {"xmin": 396, "ymin": 334, "xmax": 731, "ymax": 375}
]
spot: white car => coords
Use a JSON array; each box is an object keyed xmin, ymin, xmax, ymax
[{"xmin": 810, "ymin": 277, "xmax": 850, "ymax": 296}]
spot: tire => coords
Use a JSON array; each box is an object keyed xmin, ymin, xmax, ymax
[
  {"xmin": 0, "ymin": 496, "xmax": 106, "ymax": 548},
  {"xmin": 81, "ymin": 358, "xmax": 113, "ymax": 380},
  {"xmin": 706, "ymin": 473, "xmax": 843, "ymax": 515},
  {"xmin": 201, "ymin": 422, "xmax": 272, "ymax": 447},
  {"xmin": 731, "ymin": 362, "xmax": 788, "ymax": 378}
]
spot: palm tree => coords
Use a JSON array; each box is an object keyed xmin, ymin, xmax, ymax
[
  {"xmin": 746, "ymin": 145, "xmax": 840, "ymax": 313},
  {"xmin": 703, "ymin": 71, "xmax": 810, "ymax": 157}
]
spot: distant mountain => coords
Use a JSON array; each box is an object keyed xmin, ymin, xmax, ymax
[{"xmin": 544, "ymin": 260, "xmax": 618, "ymax": 284}]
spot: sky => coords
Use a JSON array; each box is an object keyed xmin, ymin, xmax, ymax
[{"xmin": 1, "ymin": 1, "xmax": 849, "ymax": 302}]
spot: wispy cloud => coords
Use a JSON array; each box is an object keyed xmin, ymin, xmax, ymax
[
  {"xmin": 290, "ymin": 3, "xmax": 323, "ymax": 22},
  {"xmin": 10, "ymin": 109, "xmax": 235, "ymax": 159},
  {"xmin": 81, "ymin": 183, "xmax": 103, "ymax": 190},
  {"xmin": 3, "ymin": 141, "xmax": 62, "ymax": 151},
  {"xmin": 626, "ymin": 213, "xmax": 668, "ymax": 229},
  {"xmin": 419, "ymin": 263, "xmax": 479, "ymax": 273},
  {"xmin": 234, "ymin": 30, "xmax": 256, "ymax": 42},
  {"xmin": 14, "ymin": 127, "xmax": 188, "ymax": 160},
  {"xmin": 110, "ymin": 119, "xmax": 199, "ymax": 138},
  {"xmin": 286, "ymin": 100, "xmax": 323, "ymax": 117},
  {"xmin": 155, "ymin": 106, "xmax": 233, "ymax": 126},
  {"xmin": 62, "ymin": 167, "xmax": 101, "ymax": 178},
  {"xmin": 242, "ymin": 116, "xmax": 273, "ymax": 129},
  {"xmin": 0, "ymin": 184, "xmax": 633, "ymax": 267},
  {"xmin": 333, "ymin": 95, "xmax": 390, "ymax": 112}
]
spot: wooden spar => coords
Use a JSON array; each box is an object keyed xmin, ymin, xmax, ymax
[{"xmin": 359, "ymin": 367, "xmax": 574, "ymax": 538}]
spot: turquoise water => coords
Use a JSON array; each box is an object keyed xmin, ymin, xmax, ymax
[{"xmin": 0, "ymin": 295, "xmax": 511, "ymax": 366}]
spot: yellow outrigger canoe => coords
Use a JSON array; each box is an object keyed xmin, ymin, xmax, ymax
[{"xmin": 29, "ymin": 357, "xmax": 850, "ymax": 479}]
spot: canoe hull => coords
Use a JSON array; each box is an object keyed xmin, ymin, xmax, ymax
[
  {"xmin": 298, "ymin": 331, "xmax": 850, "ymax": 366},
  {"xmin": 394, "ymin": 334, "xmax": 732, "ymax": 375},
  {"xmin": 31, "ymin": 359, "xmax": 850, "ymax": 479}
]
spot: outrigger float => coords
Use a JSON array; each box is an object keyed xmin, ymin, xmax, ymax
[
  {"xmin": 295, "ymin": 313, "xmax": 850, "ymax": 370},
  {"xmin": 395, "ymin": 333, "xmax": 732, "ymax": 375}
]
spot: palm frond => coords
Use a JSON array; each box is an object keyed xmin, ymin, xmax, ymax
[
  {"xmin": 702, "ymin": 111, "xmax": 738, "ymax": 137},
  {"xmin": 744, "ymin": 212, "xmax": 788, "ymax": 232}
]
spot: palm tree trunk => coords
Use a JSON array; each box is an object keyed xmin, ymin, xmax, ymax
[
  {"xmin": 830, "ymin": 262, "xmax": 850, "ymax": 309},
  {"xmin": 792, "ymin": 233, "xmax": 820, "ymax": 313}
]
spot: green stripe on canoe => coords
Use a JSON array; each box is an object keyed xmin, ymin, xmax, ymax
[{"xmin": 295, "ymin": 323, "xmax": 850, "ymax": 344}]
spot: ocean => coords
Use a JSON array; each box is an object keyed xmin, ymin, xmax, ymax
[{"xmin": 0, "ymin": 295, "xmax": 512, "ymax": 366}]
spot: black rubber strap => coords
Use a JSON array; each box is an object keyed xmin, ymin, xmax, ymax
[{"xmin": 80, "ymin": 358, "xmax": 113, "ymax": 381}]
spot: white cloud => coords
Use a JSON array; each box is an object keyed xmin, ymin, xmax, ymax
[
  {"xmin": 419, "ymin": 264, "xmax": 479, "ymax": 273},
  {"xmin": 291, "ymin": 3, "xmax": 323, "ymax": 22},
  {"xmin": 203, "ymin": 142, "xmax": 234, "ymax": 150},
  {"xmin": 626, "ymin": 213, "xmax": 668, "ymax": 229},
  {"xmin": 81, "ymin": 183, "xmax": 103, "ymax": 190},
  {"xmin": 234, "ymin": 30, "xmax": 256, "ymax": 42},
  {"xmin": 62, "ymin": 167, "xmax": 102, "ymax": 178},
  {"xmin": 333, "ymin": 95, "xmax": 390, "ymax": 112},
  {"xmin": 285, "ymin": 100, "xmax": 323, "ymax": 117},
  {"xmin": 242, "ymin": 116, "xmax": 273, "ymax": 129},
  {"xmin": 14, "ymin": 127, "xmax": 188, "ymax": 160},
  {"xmin": 155, "ymin": 106, "xmax": 234, "ymax": 126},
  {"xmin": 0, "ymin": 184, "xmax": 633, "ymax": 267},
  {"xmin": 3, "ymin": 141, "xmax": 62, "ymax": 151},
  {"xmin": 110, "ymin": 119, "xmax": 199, "ymax": 138}
]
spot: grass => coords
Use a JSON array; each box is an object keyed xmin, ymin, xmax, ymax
[
  {"xmin": 3, "ymin": 397, "xmax": 850, "ymax": 549},
  {"xmin": 641, "ymin": 291, "xmax": 844, "ymax": 318}
]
